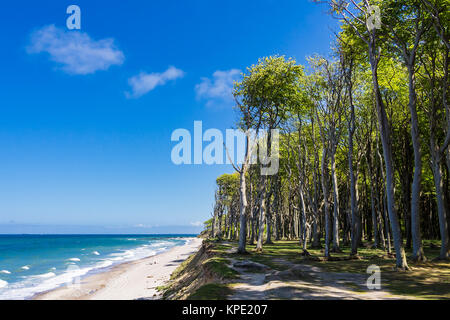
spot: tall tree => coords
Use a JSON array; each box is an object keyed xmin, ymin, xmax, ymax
[
  {"xmin": 319, "ymin": 0, "xmax": 409, "ymax": 269},
  {"xmin": 235, "ymin": 56, "xmax": 303, "ymax": 251},
  {"xmin": 384, "ymin": 0, "xmax": 429, "ymax": 261}
]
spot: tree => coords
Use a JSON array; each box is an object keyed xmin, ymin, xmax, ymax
[
  {"xmin": 226, "ymin": 98, "xmax": 259, "ymax": 254},
  {"xmin": 206, "ymin": 1, "xmax": 450, "ymax": 269},
  {"xmin": 418, "ymin": 33, "xmax": 450, "ymax": 259},
  {"xmin": 235, "ymin": 56, "xmax": 304, "ymax": 252},
  {"xmin": 309, "ymin": 56, "xmax": 346, "ymax": 253},
  {"xmin": 338, "ymin": 42, "xmax": 361, "ymax": 255},
  {"xmin": 383, "ymin": 0, "xmax": 430, "ymax": 262},
  {"xmin": 323, "ymin": 0, "xmax": 409, "ymax": 269}
]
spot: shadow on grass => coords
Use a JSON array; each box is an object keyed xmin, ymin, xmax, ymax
[
  {"xmin": 206, "ymin": 239, "xmax": 450, "ymax": 300},
  {"xmin": 187, "ymin": 283, "xmax": 232, "ymax": 300}
]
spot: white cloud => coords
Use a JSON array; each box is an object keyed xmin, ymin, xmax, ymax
[
  {"xmin": 190, "ymin": 221, "xmax": 203, "ymax": 227},
  {"xmin": 126, "ymin": 66, "xmax": 185, "ymax": 98},
  {"xmin": 27, "ymin": 25, "xmax": 124, "ymax": 75},
  {"xmin": 133, "ymin": 224, "xmax": 158, "ymax": 228},
  {"xmin": 195, "ymin": 69, "xmax": 241, "ymax": 107}
]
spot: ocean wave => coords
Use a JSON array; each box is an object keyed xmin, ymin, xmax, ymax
[
  {"xmin": 33, "ymin": 272, "xmax": 56, "ymax": 279},
  {"xmin": 106, "ymin": 244, "xmax": 165, "ymax": 263},
  {"xmin": 96, "ymin": 260, "xmax": 113, "ymax": 269},
  {"xmin": 67, "ymin": 258, "xmax": 81, "ymax": 262},
  {"xmin": 0, "ymin": 270, "xmax": 11, "ymax": 274},
  {"xmin": 0, "ymin": 280, "xmax": 7, "ymax": 288},
  {"xmin": 92, "ymin": 251, "xmax": 100, "ymax": 256},
  {"xmin": 166, "ymin": 237, "xmax": 194, "ymax": 246},
  {"xmin": 168, "ymin": 236, "xmax": 195, "ymax": 241},
  {"xmin": 149, "ymin": 241, "xmax": 172, "ymax": 247},
  {"xmin": 109, "ymin": 256, "xmax": 125, "ymax": 261},
  {"xmin": 0, "ymin": 266, "xmax": 93, "ymax": 300},
  {"xmin": 0, "ymin": 237, "xmax": 184, "ymax": 299}
]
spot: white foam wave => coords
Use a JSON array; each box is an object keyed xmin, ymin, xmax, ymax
[
  {"xmin": 0, "ymin": 266, "xmax": 93, "ymax": 300},
  {"xmin": 0, "ymin": 280, "xmax": 7, "ymax": 288},
  {"xmin": 0, "ymin": 270, "xmax": 11, "ymax": 274},
  {"xmin": 92, "ymin": 251, "xmax": 100, "ymax": 256},
  {"xmin": 67, "ymin": 258, "xmax": 80, "ymax": 262},
  {"xmin": 21, "ymin": 266, "xmax": 30, "ymax": 270},
  {"xmin": 0, "ymin": 239, "xmax": 183, "ymax": 299},
  {"xmin": 33, "ymin": 272, "xmax": 56, "ymax": 279},
  {"xmin": 105, "ymin": 242, "xmax": 170, "ymax": 264},
  {"xmin": 96, "ymin": 260, "xmax": 113, "ymax": 269}
]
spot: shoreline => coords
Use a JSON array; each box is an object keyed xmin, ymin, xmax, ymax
[{"xmin": 33, "ymin": 237, "xmax": 203, "ymax": 300}]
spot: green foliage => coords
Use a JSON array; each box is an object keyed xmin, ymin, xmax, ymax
[
  {"xmin": 234, "ymin": 55, "xmax": 305, "ymax": 129},
  {"xmin": 206, "ymin": 0, "xmax": 450, "ymax": 273},
  {"xmin": 203, "ymin": 218, "xmax": 213, "ymax": 228}
]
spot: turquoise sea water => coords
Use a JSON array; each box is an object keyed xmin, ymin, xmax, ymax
[{"xmin": 0, "ymin": 234, "xmax": 194, "ymax": 299}]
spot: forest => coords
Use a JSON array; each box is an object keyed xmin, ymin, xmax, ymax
[{"xmin": 206, "ymin": 0, "xmax": 450, "ymax": 271}]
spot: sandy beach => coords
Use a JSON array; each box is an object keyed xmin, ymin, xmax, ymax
[{"xmin": 33, "ymin": 237, "xmax": 203, "ymax": 300}]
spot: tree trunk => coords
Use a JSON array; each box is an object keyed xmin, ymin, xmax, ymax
[
  {"xmin": 237, "ymin": 165, "xmax": 249, "ymax": 253},
  {"xmin": 370, "ymin": 52, "xmax": 409, "ymax": 270},
  {"xmin": 349, "ymin": 115, "xmax": 359, "ymax": 255},
  {"xmin": 256, "ymin": 175, "xmax": 267, "ymax": 252},
  {"xmin": 321, "ymin": 147, "xmax": 330, "ymax": 258},
  {"xmin": 299, "ymin": 187, "xmax": 308, "ymax": 251},
  {"xmin": 432, "ymin": 155, "xmax": 449, "ymax": 259},
  {"xmin": 367, "ymin": 150, "xmax": 379, "ymax": 248},
  {"xmin": 330, "ymin": 150, "xmax": 341, "ymax": 252},
  {"xmin": 407, "ymin": 65, "xmax": 426, "ymax": 262},
  {"xmin": 265, "ymin": 199, "xmax": 273, "ymax": 244}
]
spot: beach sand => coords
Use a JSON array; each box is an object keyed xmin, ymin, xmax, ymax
[{"xmin": 34, "ymin": 237, "xmax": 203, "ymax": 300}]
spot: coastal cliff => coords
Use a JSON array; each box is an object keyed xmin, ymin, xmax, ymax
[
  {"xmin": 159, "ymin": 240, "xmax": 238, "ymax": 300},
  {"xmin": 161, "ymin": 239, "xmax": 450, "ymax": 300}
]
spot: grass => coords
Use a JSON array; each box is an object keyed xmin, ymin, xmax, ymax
[
  {"xmin": 187, "ymin": 283, "xmax": 233, "ymax": 300},
  {"xmin": 160, "ymin": 241, "xmax": 239, "ymax": 299},
  {"xmin": 204, "ymin": 238, "xmax": 450, "ymax": 300},
  {"xmin": 301, "ymin": 240, "xmax": 450, "ymax": 299},
  {"xmin": 204, "ymin": 257, "xmax": 239, "ymax": 279},
  {"xmin": 156, "ymin": 283, "xmax": 171, "ymax": 292},
  {"xmin": 170, "ymin": 252, "xmax": 197, "ymax": 280}
]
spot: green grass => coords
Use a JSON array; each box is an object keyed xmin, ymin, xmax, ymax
[
  {"xmin": 156, "ymin": 283, "xmax": 171, "ymax": 292},
  {"xmin": 204, "ymin": 238, "xmax": 450, "ymax": 300},
  {"xmin": 300, "ymin": 240, "xmax": 450, "ymax": 299},
  {"xmin": 204, "ymin": 257, "xmax": 239, "ymax": 279},
  {"xmin": 170, "ymin": 252, "xmax": 197, "ymax": 280},
  {"xmin": 187, "ymin": 283, "xmax": 233, "ymax": 300},
  {"xmin": 212, "ymin": 240, "xmax": 300, "ymax": 271},
  {"xmin": 160, "ymin": 243, "xmax": 239, "ymax": 299}
]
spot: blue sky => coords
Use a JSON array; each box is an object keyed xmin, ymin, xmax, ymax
[{"xmin": 0, "ymin": 1, "xmax": 337, "ymax": 234}]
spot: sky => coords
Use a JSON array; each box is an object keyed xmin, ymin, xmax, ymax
[{"xmin": 0, "ymin": 0, "xmax": 337, "ymax": 234}]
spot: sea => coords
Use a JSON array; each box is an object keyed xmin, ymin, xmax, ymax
[{"xmin": 0, "ymin": 234, "xmax": 195, "ymax": 300}]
